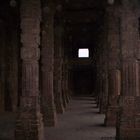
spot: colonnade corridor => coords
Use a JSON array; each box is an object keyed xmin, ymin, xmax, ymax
[
  {"xmin": 45, "ymin": 96, "xmax": 115, "ymax": 140},
  {"xmin": 1, "ymin": 0, "xmax": 140, "ymax": 140}
]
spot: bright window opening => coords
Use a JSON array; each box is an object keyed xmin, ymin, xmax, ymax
[{"xmin": 78, "ymin": 48, "xmax": 89, "ymax": 58}]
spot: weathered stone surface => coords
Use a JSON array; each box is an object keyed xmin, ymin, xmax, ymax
[
  {"xmin": 104, "ymin": 3, "xmax": 121, "ymax": 126},
  {"xmin": 62, "ymin": 62, "xmax": 70, "ymax": 108},
  {"xmin": 54, "ymin": 15, "xmax": 65, "ymax": 114},
  {"xmin": 105, "ymin": 70, "xmax": 121, "ymax": 126},
  {"xmin": 41, "ymin": 3, "xmax": 57, "ymax": 126},
  {"xmin": 116, "ymin": 1, "xmax": 140, "ymax": 138},
  {"xmin": 15, "ymin": 0, "xmax": 44, "ymax": 140},
  {"xmin": 117, "ymin": 96, "xmax": 140, "ymax": 140}
]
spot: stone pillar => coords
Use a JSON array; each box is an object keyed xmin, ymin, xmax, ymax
[
  {"xmin": 41, "ymin": 2, "xmax": 57, "ymax": 126},
  {"xmin": 116, "ymin": 1, "xmax": 140, "ymax": 139},
  {"xmin": 62, "ymin": 61, "xmax": 70, "ymax": 106},
  {"xmin": 0, "ymin": 20, "xmax": 6, "ymax": 112},
  {"xmin": 96, "ymin": 72, "xmax": 101, "ymax": 107},
  {"xmin": 100, "ymin": 54, "xmax": 108, "ymax": 114},
  {"xmin": 96, "ymin": 55, "xmax": 103, "ymax": 109},
  {"xmin": 95, "ymin": 52, "xmax": 102, "ymax": 107},
  {"xmin": 65, "ymin": 64, "xmax": 70, "ymax": 103},
  {"xmin": 61, "ymin": 62, "xmax": 67, "ymax": 108},
  {"xmin": 15, "ymin": 1, "xmax": 44, "ymax": 140},
  {"xmin": 105, "ymin": 5, "xmax": 121, "ymax": 126},
  {"xmin": 99, "ymin": 73, "xmax": 106, "ymax": 113},
  {"xmin": 117, "ymin": 60, "xmax": 139, "ymax": 140},
  {"xmin": 96, "ymin": 18, "xmax": 110, "ymax": 112},
  {"xmin": 98, "ymin": 48, "xmax": 108, "ymax": 114},
  {"xmin": 53, "ymin": 12, "xmax": 65, "ymax": 114},
  {"xmin": 105, "ymin": 69, "xmax": 121, "ymax": 126}
]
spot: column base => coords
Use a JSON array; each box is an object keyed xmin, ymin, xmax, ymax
[
  {"xmin": 99, "ymin": 94, "xmax": 108, "ymax": 114},
  {"xmin": 100, "ymin": 102, "xmax": 107, "ymax": 114},
  {"xmin": 54, "ymin": 92, "xmax": 65, "ymax": 114},
  {"xmin": 64, "ymin": 90, "xmax": 70, "ymax": 104},
  {"xmin": 62, "ymin": 92, "xmax": 68, "ymax": 108},
  {"xmin": 100, "ymin": 107, "xmax": 106, "ymax": 114},
  {"xmin": 43, "ymin": 97, "xmax": 57, "ymax": 125},
  {"xmin": 66, "ymin": 93, "xmax": 70, "ymax": 104},
  {"xmin": 116, "ymin": 128, "xmax": 140, "ymax": 140},
  {"xmin": 55, "ymin": 101, "xmax": 65, "ymax": 114},
  {"xmin": 42, "ymin": 100, "xmax": 57, "ymax": 127},
  {"xmin": 116, "ymin": 96, "xmax": 140, "ymax": 140},
  {"xmin": 15, "ymin": 113, "xmax": 44, "ymax": 140},
  {"xmin": 105, "ymin": 106, "xmax": 119, "ymax": 126},
  {"xmin": 96, "ymin": 96, "xmax": 100, "ymax": 108},
  {"xmin": 15, "ymin": 98, "xmax": 44, "ymax": 140}
]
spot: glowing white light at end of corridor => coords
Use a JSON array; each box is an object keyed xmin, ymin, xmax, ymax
[{"xmin": 78, "ymin": 49, "xmax": 89, "ymax": 58}]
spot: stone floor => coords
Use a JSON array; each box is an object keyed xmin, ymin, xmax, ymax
[
  {"xmin": 45, "ymin": 96, "xmax": 116, "ymax": 140},
  {"xmin": 0, "ymin": 96, "xmax": 116, "ymax": 140}
]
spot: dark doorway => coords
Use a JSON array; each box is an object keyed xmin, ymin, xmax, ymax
[{"xmin": 71, "ymin": 67, "xmax": 94, "ymax": 96}]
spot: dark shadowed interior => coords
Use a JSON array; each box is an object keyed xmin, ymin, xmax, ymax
[{"xmin": 0, "ymin": 0, "xmax": 140, "ymax": 140}]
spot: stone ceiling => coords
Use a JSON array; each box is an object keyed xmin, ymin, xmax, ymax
[
  {"xmin": 62, "ymin": 0, "xmax": 106, "ymax": 57},
  {"xmin": 64, "ymin": 0, "xmax": 106, "ymax": 10}
]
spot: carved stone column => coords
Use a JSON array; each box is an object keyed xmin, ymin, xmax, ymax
[
  {"xmin": 96, "ymin": 72, "xmax": 101, "ymax": 108},
  {"xmin": 62, "ymin": 60, "xmax": 70, "ymax": 107},
  {"xmin": 96, "ymin": 55, "xmax": 103, "ymax": 109},
  {"xmin": 105, "ymin": 69, "xmax": 121, "ymax": 126},
  {"xmin": 0, "ymin": 20, "xmax": 6, "ymax": 112},
  {"xmin": 105, "ymin": 5, "xmax": 121, "ymax": 126},
  {"xmin": 41, "ymin": 2, "xmax": 57, "ymax": 126},
  {"xmin": 116, "ymin": 1, "xmax": 140, "ymax": 139},
  {"xmin": 15, "ymin": 1, "xmax": 44, "ymax": 140},
  {"xmin": 97, "ymin": 47, "xmax": 108, "ymax": 114},
  {"xmin": 94, "ymin": 22, "xmax": 108, "ymax": 112},
  {"xmin": 117, "ymin": 60, "xmax": 139, "ymax": 140},
  {"xmin": 53, "ymin": 12, "xmax": 65, "ymax": 113},
  {"xmin": 62, "ymin": 63, "xmax": 67, "ymax": 108},
  {"xmin": 65, "ymin": 63, "xmax": 70, "ymax": 103},
  {"xmin": 99, "ymin": 52, "xmax": 108, "ymax": 114}
]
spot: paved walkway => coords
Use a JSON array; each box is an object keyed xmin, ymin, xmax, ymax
[
  {"xmin": 0, "ymin": 96, "xmax": 116, "ymax": 140},
  {"xmin": 45, "ymin": 96, "xmax": 116, "ymax": 140}
]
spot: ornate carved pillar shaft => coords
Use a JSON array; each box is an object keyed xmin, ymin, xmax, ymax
[
  {"xmin": 15, "ymin": 1, "xmax": 44, "ymax": 140},
  {"xmin": 61, "ymin": 59, "xmax": 70, "ymax": 107},
  {"xmin": 96, "ymin": 55, "xmax": 103, "ymax": 109},
  {"xmin": 117, "ymin": 2, "xmax": 140, "ymax": 139},
  {"xmin": 0, "ymin": 20, "xmax": 6, "ymax": 112},
  {"xmin": 65, "ymin": 64, "xmax": 70, "ymax": 103},
  {"xmin": 121, "ymin": 60, "xmax": 138, "ymax": 96},
  {"xmin": 98, "ymin": 47, "xmax": 108, "ymax": 114},
  {"xmin": 99, "ymin": 52, "xmax": 108, "ymax": 114},
  {"xmin": 117, "ymin": 60, "xmax": 140, "ymax": 140},
  {"xmin": 105, "ymin": 69, "xmax": 121, "ymax": 126},
  {"xmin": 41, "ymin": 2, "xmax": 57, "ymax": 126},
  {"xmin": 105, "ymin": 5, "xmax": 121, "ymax": 126},
  {"xmin": 53, "ymin": 14, "xmax": 65, "ymax": 113},
  {"xmin": 62, "ymin": 60, "xmax": 70, "ymax": 105}
]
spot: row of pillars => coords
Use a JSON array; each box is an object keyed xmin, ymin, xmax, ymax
[
  {"xmin": 15, "ymin": 0, "xmax": 70, "ymax": 140},
  {"xmin": 9, "ymin": 0, "xmax": 140, "ymax": 139},
  {"xmin": 96, "ymin": 1, "xmax": 140, "ymax": 140}
]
